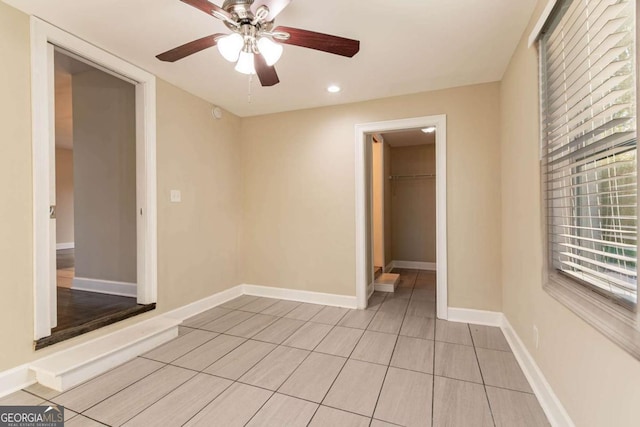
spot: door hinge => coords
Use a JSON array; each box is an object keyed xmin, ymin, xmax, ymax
[{"xmin": 49, "ymin": 205, "xmax": 56, "ymax": 219}]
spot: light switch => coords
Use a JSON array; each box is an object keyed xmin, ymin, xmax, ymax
[{"xmin": 170, "ymin": 190, "xmax": 181, "ymax": 203}]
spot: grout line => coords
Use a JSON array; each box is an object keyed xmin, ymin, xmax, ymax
[
  {"xmin": 50, "ymin": 359, "xmax": 166, "ymax": 415},
  {"xmin": 40, "ymin": 281, "xmax": 513, "ymax": 427},
  {"xmin": 431, "ymin": 286, "xmax": 437, "ymax": 426},
  {"xmin": 369, "ymin": 270, "xmax": 416, "ymax": 423},
  {"xmin": 468, "ymin": 323, "xmax": 497, "ymax": 427},
  {"xmin": 240, "ymin": 321, "xmax": 339, "ymax": 427},
  {"xmin": 115, "ymin": 368, "xmax": 203, "ymax": 427},
  {"xmin": 308, "ymin": 309, "xmax": 369, "ymax": 423},
  {"xmin": 178, "ymin": 377, "xmax": 236, "ymax": 427},
  {"xmin": 247, "ymin": 309, "xmax": 352, "ymax": 426}
]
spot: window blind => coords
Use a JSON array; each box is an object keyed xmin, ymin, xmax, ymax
[{"xmin": 540, "ymin": 0, "xmax": 638, "ymax": 308}]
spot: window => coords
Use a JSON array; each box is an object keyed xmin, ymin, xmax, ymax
[{"xmin": 541, "ymin": 0, "xmax": 638, "ymax": 315}]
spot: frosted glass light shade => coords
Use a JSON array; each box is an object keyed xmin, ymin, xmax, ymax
[
  {"xmin": 235, "ymin": 51, "xmax": 256, "ymax": 75},
  {"xmin": 217, "ymin": 33, "xmax": 244, "ymax": 62},
  {"xmin": 257, "ymin": 37, "xmax": 283, "ymax": 66}
]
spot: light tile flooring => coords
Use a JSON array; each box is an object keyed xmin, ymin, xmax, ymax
[{"xmin": 4, "ymin": 270, "xmax": 550, "ymax": 426}]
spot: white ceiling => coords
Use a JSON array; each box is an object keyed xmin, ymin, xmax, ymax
[
  {"xmin": 383, "ymin": 130, "xmax": 435, "ymax": 148},
  {"xmin": 4, "ymin": 0, "xmax": 536, "ymax": 117}
]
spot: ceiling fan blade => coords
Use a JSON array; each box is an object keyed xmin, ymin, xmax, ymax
[
  {"xmin": 254, "ymin": 54, "xmax": 280, "ymax": 86},
  {"xmin": 156, "ymin": 34, "xmax": 225, "ymax": 62},
  {"xmin": 274, "ymin": 26, "xmax": 360, "ymax": 57},
  {"xmin": 180, "ymin": 0, "xmax": 233, "ymax": 21},
  {"xmin": 251, "ymin": 0, "xmax": 292, "ymax": 21}
]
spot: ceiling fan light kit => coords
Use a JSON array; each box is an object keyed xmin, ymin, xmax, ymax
[{"xmin": 157, "ymin": 0, "xmax": 361, "ymax": 87}]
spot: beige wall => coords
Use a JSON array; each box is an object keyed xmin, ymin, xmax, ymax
[
  {"xmin": 389, "ymin": 144, "xmax": 436, "ymax": 263},
  {"xmin": 500, "ymin": 1, "xmax": 640, "ymax": 425},
  {"xmin": 372, "ymin": 140, "xmax": 384, "ymax": 269},
  {"xmin": 73, "ymin": 70, "xmax": 137, "ymax": 283},
  {"xmin": 0, "ymin": 1, "xmax": 34, "ymax": 374},
  {"xmin": 0, "ymin": 2, "xmax": 243, "ymax": 372},
  {"xmin": 55, "ymin": 148, "xmax": 74, "ymax": 246},
  {"xmin": 156, "ymin": 79, "xmax": 242, "ymax": 309},
  {"xmin": 240, "ymin": 83, "xmax": 502, "ymax": 310}
]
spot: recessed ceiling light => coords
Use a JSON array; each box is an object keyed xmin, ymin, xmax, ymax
[
  {"xmin": 327, "ymin": 85, "xmax": 341, "ymax": 93},
  {"xmin": 421, "ymin": 127, "xmax": 436, "ymax": 133}
]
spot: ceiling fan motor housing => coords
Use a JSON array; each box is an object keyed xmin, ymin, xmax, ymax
[
  {"xmin": 221, "ymin": 0, "xmax": 274, "ymax": 32},
  {"xmin": 222, "ymin": 0, "xmax": 253, "ymax": 18}
]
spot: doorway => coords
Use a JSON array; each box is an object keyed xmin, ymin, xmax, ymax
[
  {"xmin": 355, "ymin": 116, "xmax": 447, "ymax": 319},
  {"xmin": 36, "ymin": 49, "xmax": 154, "ymax": 349},
  {"xmin": 31, "ymin": 18, "xmax": 158, "ymax": 346}
]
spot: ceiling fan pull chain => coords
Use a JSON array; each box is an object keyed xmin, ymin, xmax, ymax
[{"xmin": 248, "ymin": 73, "xmax": 253, "ymax": 103}]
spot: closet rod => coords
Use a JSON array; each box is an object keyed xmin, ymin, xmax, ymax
[{"xmin": 389, "ymin": 174, "xmax": 436, "ymax": 180}]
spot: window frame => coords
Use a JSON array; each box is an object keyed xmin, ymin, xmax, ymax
[{"xmin": 538, "ymin": 0, "xmax": 640, "ymax": 360}]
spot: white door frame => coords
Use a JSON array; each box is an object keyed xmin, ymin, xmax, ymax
[
  {"xmin": 354, "ymin": 115, "xmax": 448, "ymax": 319},
  {"xmin": 31, "ymin": 17, "xmax": 158, "ymax": 340}
]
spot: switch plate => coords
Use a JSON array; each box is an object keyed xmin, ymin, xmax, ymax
[{"xmin": 170, "ymin": 190, "xmax": 181, "ymax": 203}]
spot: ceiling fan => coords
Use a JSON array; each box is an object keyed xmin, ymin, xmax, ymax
[{"xmin": 156, "ymin": 0, "xmax": 360, "ymax": 87}]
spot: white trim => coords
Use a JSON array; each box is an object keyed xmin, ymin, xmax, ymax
[
  {"xmin": 447, "ymin": 307, "xmax": 503, "ymax": 327},
  {"xmin": 31, "ymin": 17, "xmax": 53, "ymax": 340},
  {"xmin": 30, "ymin": 318, "xmax": 179, "ymax": 391},
  {"xmin": 243, "ymin": 284, "xmax": 358, "ymax": 309},
  {"xmin": 528, "ymin": 0, "xmax": 558, "ymax": 47},
  {"xmin": 0, "ymin": 281, "xmax": 574, "ymax": 426},
  {"xmin": 55, "ymin": 242, "xmax": 74, "ymax": 250},
  {"xmin": 373, "ymin": 273, "xmax": 400, "ymax": 293},
  {"xmin": 391, "ymin": 260, "xmax": 437, "ymax": 271},
  {"xmin": 502, "ymin": 317, "xmax": 575, "ymax": 427},
  {"xmin": 0, "ymin": 364, "xmax": 36, "ymax": 398},
  {"xmin": 355, "ymin": 115, "xmax": 448, "ymax": 317},
  {"xmin": 71, "ymin": 277, "xmax": 137, "ymax": 298},
  {"xmin": 384, "ymin": 261, "xmax": 394, "ymax": 273},
  {"xmin": 0, "ymin": 285, "xmax": 244, "ymax": 397},
  {"xmin": 373, "ymin": 283, "xmax": 395, "ymax": 293},
  {"xmin": 446, "ymin": 307, "xmax": 574, "ymax": 427},
  {"xmin": 164, "ymin": 285, "xmax": 244, "ymax": 321},
  {"xmin": 30, "ymin": 17, "xmax": 157, "ymax": 340}
]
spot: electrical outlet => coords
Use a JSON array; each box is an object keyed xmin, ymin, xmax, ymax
[
  {"xmin": 533, "ymin": 325, "xmax": 539, "ymax": 349},
  {"xmin": 170, "ymin": 190, "xmax": 181, "ymax": 203}
]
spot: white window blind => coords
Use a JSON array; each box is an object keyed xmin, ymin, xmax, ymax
[{"xmin": 540, "ymin": 0, "xmax": 638, "ymax": 308}]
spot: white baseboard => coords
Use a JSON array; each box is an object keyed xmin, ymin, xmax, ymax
[
  {"xmin": 30, "ymin": 317, "xmax": 179, "ymax": 391},
  {"xmin": 56, "ymin": 242, "xmax": 74, "ymax": 250},
  {"xmin": 164, "ymin": 285, "xmax": 244, "ymax": 322},
  {"xmin": 0, "ymin": 280, "xmax": 572, "ymax": 427},
  {"xmin": 0, "ymin": 282, "xmax": 358, "ymax": 398},
  {"xmin": 0, "ymin": 363, "xmax": 36, "ymax": 398},
  {"xmin": 501, "ymin": 317, "xmax": 574, "ymax": 427},
  {"xmin": 72, "ymin": 277, "xmax": 137, "ymax": 298},
  {"xmin": 0, "ymin": 285, "xmax": 245, "ymax": 397},
  {"xmin": 243, "ymin": 284, "xmax": 358, "ymax": 309},
  {"xmin": 447, "ymin": 307, "xmax": 503, "ymax": 326},
  {"xmin": 447, "ymin": 306, "xmax": 573, "ymax": 427},
  {"xmin": 390, "ymin": 260, "xmax": 437, "ymax": 271}
]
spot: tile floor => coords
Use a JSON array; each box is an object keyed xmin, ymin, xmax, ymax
[{"xmin": 4, "ymin": 270, "xmax": 550, "ymax": 426}]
